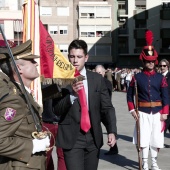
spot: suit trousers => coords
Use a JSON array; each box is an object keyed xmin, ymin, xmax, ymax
[
  {"xmin": 43, "ymin": 122, "xmax": 66, "ymax": 170},
  {"xmin": 63, "ymin": 130, "xmax": 99, "ymax": 170}
]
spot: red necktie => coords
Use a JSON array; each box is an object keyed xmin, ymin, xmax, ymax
[
  {"xmin": 74, "ymin": 70, "xmax": 91, "ymax": 132},
  {"xmin": 78, "ymin": 87, "xmax": 91, "ymax": 132}
]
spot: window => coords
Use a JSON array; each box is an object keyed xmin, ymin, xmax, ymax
[
  {"xmin": 79, "ymin": 6, "xmax": 111, "ymax": 18},
  {"xmin": 96, "ymin": 45, "xmax": 111, "ymax": 56},
  {"xmin": 118, "ymin": 3, "xmax": 125, "ymax": 10},
  {"xmin": 43, "ymin": 24, "xmax": 48, "ymax": 31},
  {"xmin": 96, "ymin": 26, "xmax": 111, "ymax": 37},
  {"xmin": 80, "ymin": 25, "xmax": 95, "ymax": 37},
  {"xmin": 57, "ymin": 7, "xmax": 69, "ymax": 16},
  {"xmin": 14, "ymin": 32, "xmax": 23, "ymax": 45},
  {"xmin": 96, "ymin": 6, "xmax": 111, "ymax": 18},
  {"xmin": 80, "ymin": 25, "xmax": 110, "ymax": 37},
  {"xmin": 0, "ymin": 23, "xmax": 4, "ymax": 33},
  {"xmin": 135, "ymin": 20, "xmax": 146, "ymax": 28},
  {"xmin": 135, "ymin": 39, "xmax": 145, "ymax": 47},
  {"xmin": 87, "ymin": 45, "xmax": 111, "ymax": 56},
  {"xmin": 49, "ymin": 25, "xmax": 58, "ymax": 34},
  {"xmin": 162, "ymin": 39, "xmax": 170, "ymax": 48},
  {"xmin": 118, "ymin": 38, "xmax": 128, "ymax": 48},
  {"xmin": 59, "ymin": 26, "xmax": 68, "ymax": 35},
  {"xmin": 59, "ymin": 44, "xmax": 68, "ymax": 53},
  {"xmin": 135, "ymin": 0, "xmax": 146, "ymax": 9},
  {"xmin": 40, "ymin": 7, "xmax": 52, "ymax": 16},
  {"xmin": 79, "ymin": 6, "xmax": 95, "ymax": 18}
]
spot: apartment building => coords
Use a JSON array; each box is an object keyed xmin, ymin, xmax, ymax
[
  {"xmin": 115, "ymin": 0, "xmax": 170, "ymax": 67},
  {"xmin": 76, "ymin": 1, "xmax": 113, "ymax": 65},
  {"xmin": 1, "ymin": 0, "xmax": 170, "ymax": 68},
  {"xmin": 40, "ymin": 0, "xmax": 73, "ymax": 58},
  {"xmin": 40, "ymin": 0, "xmax": 114, "ymax": 65},
  {"xmin": 0, "ymin": 0, "xmax": 22, "ymax": 45}
]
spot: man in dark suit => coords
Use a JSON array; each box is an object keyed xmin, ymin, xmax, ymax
[
  {"xmin": 53, "ymin": 40, "xmax": 117, "ymax": 170},
  {"xmin": 159, "ymin": 59, "xmax": 170, "ymax": 134},
  {"xmin": 95, "ymin": 65, "xmax": 119, "ymax": 155}
]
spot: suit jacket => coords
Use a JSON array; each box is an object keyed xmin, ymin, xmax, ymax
[
  {"xmin": 104, "ymin": 78, "xmax": 112, "ymax": 98},
  {"xmin": 54, "ymin": 70, "xmax": 117, "ymax": 149},
  {"xmin": 165, "ymin": 72, "xmax": 170, "ymax": 130},
  {"xmin": 165, "ymin": 72, "xmax": 170, "ymax": 104},
  {"xmin": 0, "ymin": 72, "xmax": 46, "ymax": 170}
]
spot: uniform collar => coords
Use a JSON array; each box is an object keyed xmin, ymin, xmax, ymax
[
  {"xmin": 143, "ymin": 69, "xmax": 156, "ymax": 76},
  {"xmin": 15, "ymin": 82, "xmax": 31, "ymax": 93}
]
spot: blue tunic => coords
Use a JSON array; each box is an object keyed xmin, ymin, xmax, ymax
[{"xmin": 127, "ymin": 70, "xmax": 169, "ymax": 114}]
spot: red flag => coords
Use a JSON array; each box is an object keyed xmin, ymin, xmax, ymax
[{"xmin": 39, "ymin": 21, "xmax": 75, "ymax": 80}]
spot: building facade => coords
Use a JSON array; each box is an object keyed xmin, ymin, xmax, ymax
[
  {"xmin": 0, "ymin": 0, "xmax": 170, "ymax": 68},
  {"xmin": 115, "ymin": 0, "xmax": 170, "ymax": 67},
  {"xmin": 0, "ymin": 0, "xmax": 22, "ymax": 45}
]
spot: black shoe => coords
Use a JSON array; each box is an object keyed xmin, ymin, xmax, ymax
[
  {"xmin": 164, "ymin": 144, "xmax": 170, "ymax": 148},
  {"xmin": 104, "ymin": 150, "xmax": 118, "ymax": 155}
]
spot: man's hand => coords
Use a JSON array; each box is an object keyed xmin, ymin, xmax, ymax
[
  {"xmin": 107, "ymin": 133, "xmax": 116, "ymax": 147},
  {"xmin": 72, "ymin": 81, "xmax": 83, "ymax": 95},
  {"xmin": 131, "ymin": 110, "xmax": 139, "ymax": 121},
  {"xmin": 32, "ymin": 136, "xmax": 50, "ymax": 154}
]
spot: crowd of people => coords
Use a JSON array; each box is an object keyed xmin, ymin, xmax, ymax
[
  {"xmin": 90, "ymin": 67, "xmax": 142, "ymax": 92},
  {"xmin": 0, "ymin": 30, "xmax": 169, "ymax": 170},
  {"xmin": 92, "ymin": 64, "xmax": 170, "ymax": 94}
]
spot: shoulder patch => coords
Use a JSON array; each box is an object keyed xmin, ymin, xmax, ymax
[{"xmin": 4, "ymin": 108, "xmax": 16, "ymax": 121}]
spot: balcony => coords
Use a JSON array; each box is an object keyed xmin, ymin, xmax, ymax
[
  {"xmin": 133, "ymin": 9, "xmax": 148, "ymax": 20},
  {"xmin": 134, "ymin": 29, "xmax": 147, "ymax": 39},
  {"xmin": 160, "ymin": 10, "xmax": 170, "ymax": 20},
  {"xmin": 117, "ymin": 9, "xmax": 128, "ymax": 17},
  {"xmin": 160, "ymin": 29, "xmax": 170, "ymax": 38},
  {"xmin": 78, "ymin": 18, "xmax": 112, "ymax": 25}
]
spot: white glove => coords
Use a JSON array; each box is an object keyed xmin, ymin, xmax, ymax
[{"xmin": 32, "ymin": 136, "xmax": 50, "ymax": 154}]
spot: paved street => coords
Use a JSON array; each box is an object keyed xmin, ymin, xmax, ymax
[{"xmin": 53, "ymin": 91, "xmax": 170, "ymax": 170}]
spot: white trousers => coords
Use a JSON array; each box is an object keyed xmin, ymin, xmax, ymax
[{"xmin": 133, "ymin": 111, "xmax": 164, "ymax": 148}]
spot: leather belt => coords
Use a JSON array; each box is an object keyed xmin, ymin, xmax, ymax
[{"xmin": 138, "ymin": 101, "xmax": 162, "ymax": 107}]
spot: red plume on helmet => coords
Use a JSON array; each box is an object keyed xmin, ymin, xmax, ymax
[{"xmin": 139, "ymin": 30, "xmax": 158, "ymax": 64}]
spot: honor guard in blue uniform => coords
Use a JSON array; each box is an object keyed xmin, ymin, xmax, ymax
[{"xmin": 127, "ymin": 30, "xmax": 169, "ymax": 170}]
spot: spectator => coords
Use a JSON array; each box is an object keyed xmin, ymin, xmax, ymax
[
  {"xmin": 125, "ymin": 69, "xmax": 132, "ymax": 91},
  {"xmin": 159, "ymin": 59, "xmax": 170, "ymax": 134},
  {"xmin": 95, "ymin": 65, "xmax": 119, "ymax": 155}
]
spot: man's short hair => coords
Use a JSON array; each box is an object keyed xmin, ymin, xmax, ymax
[
  {"xmin": 95, "ymin": 65, "xmax": 105, "ymax": 71},
  {"xmin": 68, "ymin": 39, "xmax": 88, "ymax": 55}
]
